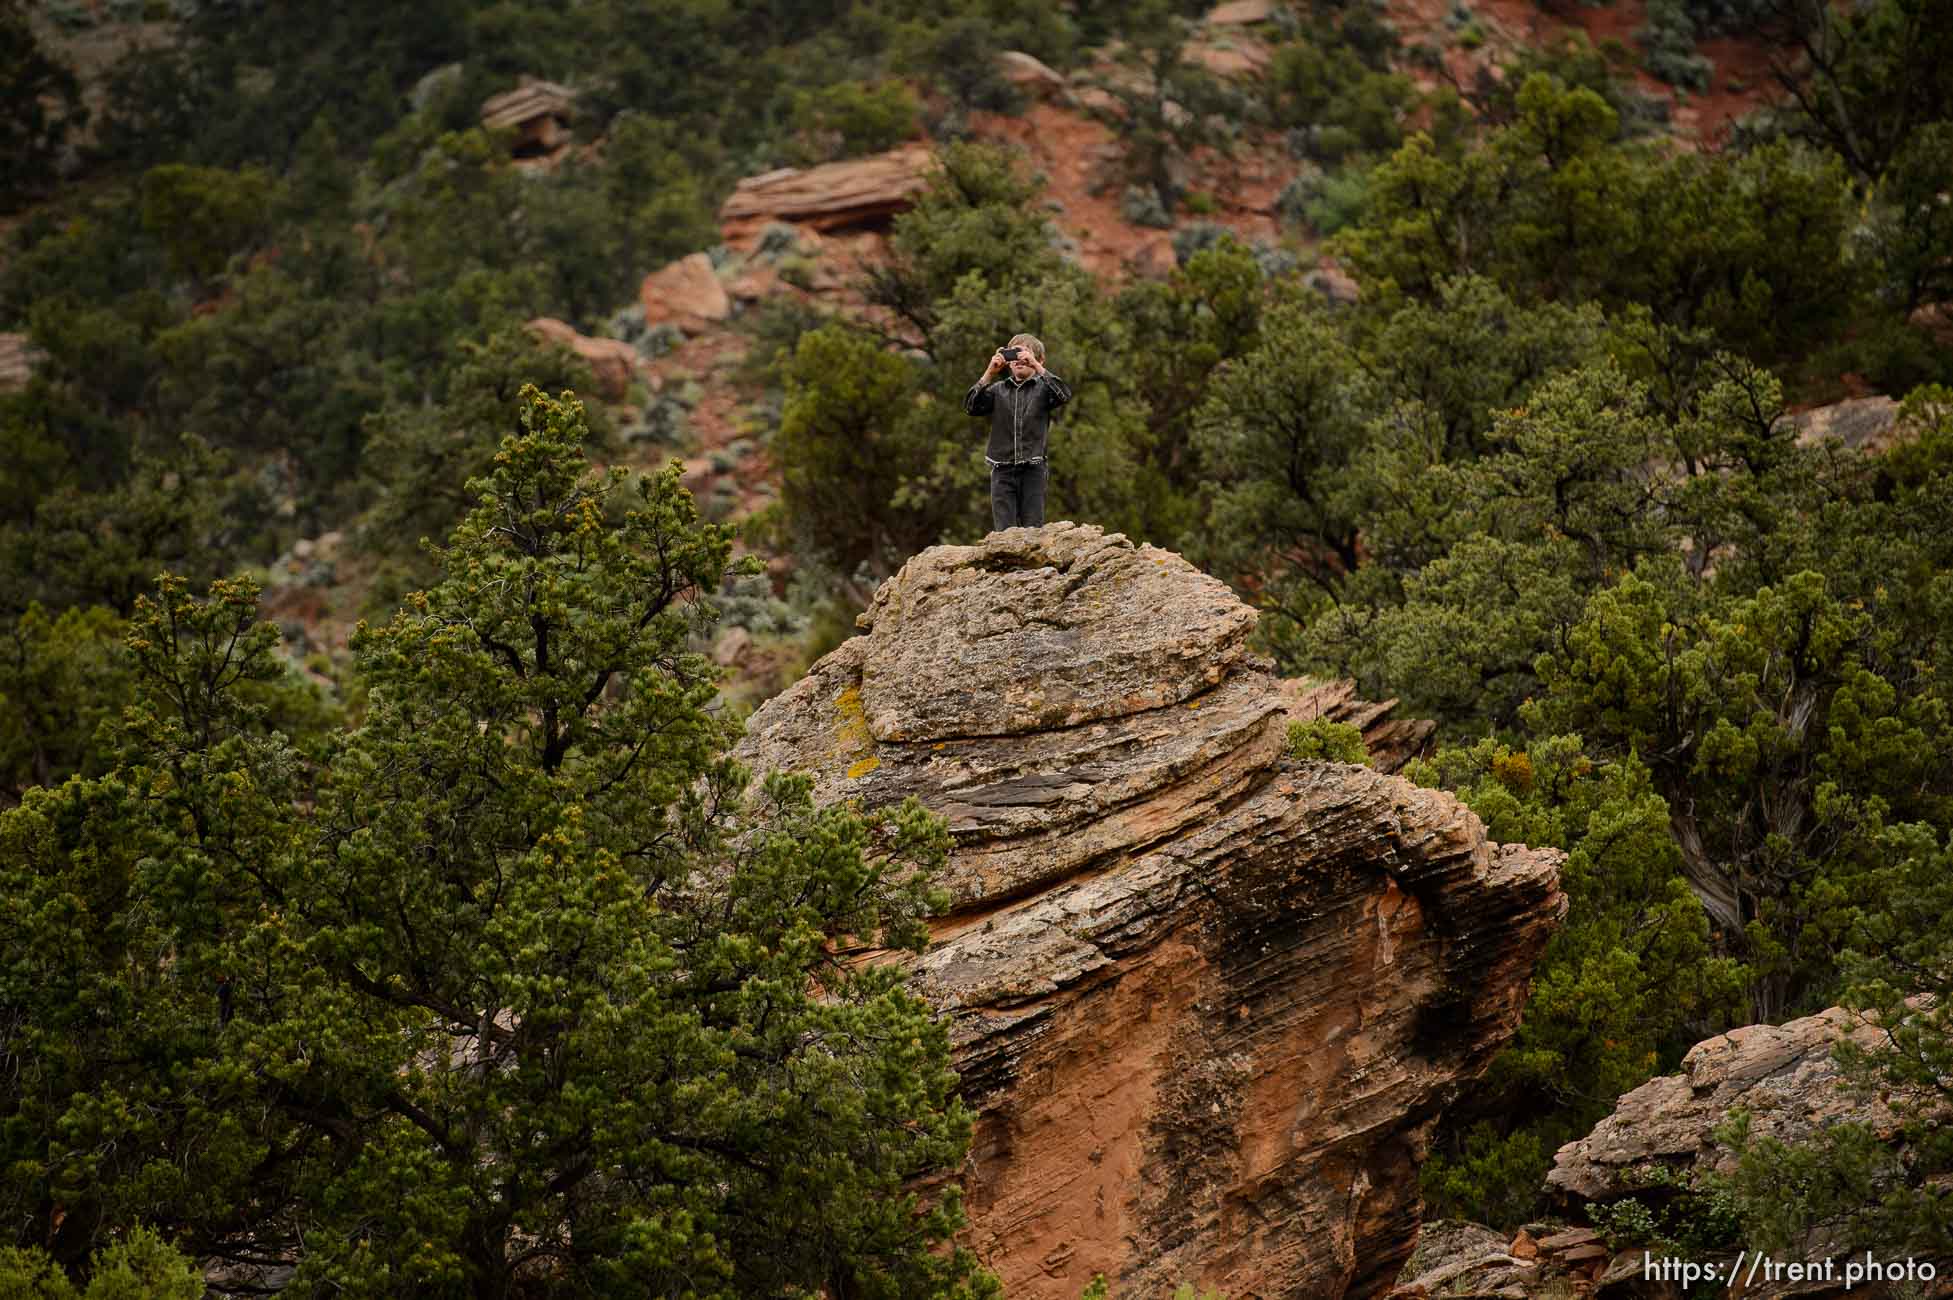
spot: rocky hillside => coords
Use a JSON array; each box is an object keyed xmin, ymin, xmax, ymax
[{"xmin": 734, "ymin": 523, "xmax": 1567, "ymax": 1297}]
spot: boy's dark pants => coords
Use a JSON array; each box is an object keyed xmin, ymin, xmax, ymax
[{"xmin": 990, "ymin": 461, "xmax": 1048, "ymax": 530}]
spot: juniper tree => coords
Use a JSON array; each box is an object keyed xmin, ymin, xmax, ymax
[{"xmin": 0, "ymin": 388, "xmax": 994, "ymax": 1299}]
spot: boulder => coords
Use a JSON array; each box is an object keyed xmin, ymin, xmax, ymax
[
  {"xmin": 480, "ymin": 78, "xmax": 576, "ymax": 160},
  {"xmin": 638, "ymin": 252, "xmax": 732, "ymax": 334},
  {"xmin": 524, "ymin": 318, "xmax": 638, "ymax": 402},
  {"xmin": 1309, "ymin": 257, "xmax": 1363, "ymax": 306},
  {"xmin": 997, "ymin": 50, "xmax": 1070, "ymax": 100},
  {"xmin": 1546, "ymin": 1004, "xmax": 1953, "ymax": 1298},
  {"xmin": 718, "ymin": 142, "xmax": 935, "ymax": 246},
  {"xmin": 1548, "ymin": 1007, "xmax": 1918, "ymax": 1202},
  {"xmin": 1190, "ymin": 39, "xmax": 1273, "ymax": 78},
  {"xmin": 1787, "ymin": 395, "xmax": 1902, "ymax": 454},
  {"xmin": 0, "ymin": 333, "xmax": 45, "ymax": 392},
  {"xmin": 1206, "ymin": 0, "xmax": 1277, "ymax": 22},
  {"xmin": 734, "ymin": 523, "xmax": 1567, "ymax": 1298}
]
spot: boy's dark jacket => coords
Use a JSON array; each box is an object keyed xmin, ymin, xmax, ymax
[{"xmin": 963, "ymin": 372, "xmax": 1073, "ymax": 465}]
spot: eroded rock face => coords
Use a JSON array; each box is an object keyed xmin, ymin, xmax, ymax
[{"xmin": 734, "ymin": 523, "xmax": 1566, "ymax": 1298}]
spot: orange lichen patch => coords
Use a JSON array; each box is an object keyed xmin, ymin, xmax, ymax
[{"xmin": 833, "ymin": 684, "xmax": 874, "ymax": 754}]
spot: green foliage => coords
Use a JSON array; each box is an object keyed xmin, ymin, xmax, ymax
[
  {"xmin": 0, "ymin": 1225, "xmax": 203, "ymax": 1299},
  {"xmin": 1284, "ymin": 717, "xmax": 1369, "ymax": 764},
  {"xmin": 1864, "ymin": 121, "xmax": 1953, "ymax": 312},
  {"xmin": 862, "ymin": 141, "xmax": 1062, "ymax": 352},
  {"xmin": 4, "ymin": 0, "xmax": 1952, "ymax": 1269},
  {"xmin": 1721, "ymin": 818, "xmax": 1953, "ymax": 1255},
  {"xmin": 1413, "ymin": 739, "xmax": 1747, "ymax": 1223},
  {"xmin": 0, "ymin": 390, "xmax": 995, "ymax": 1296},
  {"xmin": 1193, "ymin": 275, "xmax": 1606, "ymax": 636},
  {"xmin": 1344, "ymin": 80, "xmax": 1857, "ymax": 365},
  {"xmin": 0, "ymin": 433, "xmax": 239, "ymax": 616},
  {"xmin": 1283, "ymin": 349, "xmax": 1953, "ymax": 1030},
  {"xmin": 0, "ymin": 1, "xmax": 85, "ymax": 212},
  {"xmin": 1474, "ymin": 33, "xmax": 1663, "ymax": 137},
  {"xmin": 1532, "ymin": 563, "xmax": 1953, "ymax": 1018},
  {"xmin": 1279, "ymin": 164, "xmax": 1371, "ymax": 234},
  {"xmin": 789, "ymin": 79, "xmax": 921, "ymax": 162},
  {"xmin": 1076, "ymin": 0, "xmax": 1244, "ymax": 213},
  {"xmin": 1115, "ymin": 233, "xmax": 1266, "ymax": 510},
  {"xmin": 360, "ymin": 326, "xmax": 608, "ymax": 569},
  {"xmin": 1761, "ymin": 0, "xmax": 1953, "ymax": 180},
  {"xmin": 138, "ymin": 164, "xmax": 278, "ymax": 283},
  {"xmin": 1636, "ymin": 0, "xmax": 1712, "ymax": 91},
  {"xmin": 1721, "ymin": 1111, "xmax": 1928, "ymax": 1255},
  {"xmin": 1420, "ymin": 1123, "xmax": 1558, "ymax": 1227},
  {"xmin": 774, "ymin": 323, "xmax": 930, "ymax": 576},
  {"xmin": 0, "ymin": 604, "xmax": 129, "ymax": 805},
  {"xmin": 1266, "ymin": 36, "xmax": 1414, "ymax": 162},
  {"xmin": 1587, "ymin": 1163, "xmax": 1741, "ymax": 1252},
  {"xmin": 101, "ymin": 0, "xmax": 474, "ymax": 170}
]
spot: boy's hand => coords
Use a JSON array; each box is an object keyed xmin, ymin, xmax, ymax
[{"xmin": 985, "ymin": 350, "xmax": 1006, "ymax": 377}]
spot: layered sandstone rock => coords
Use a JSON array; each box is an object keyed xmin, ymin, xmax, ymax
[
  {"xmin": 1544, "ymin": 1005, "xmax": 1952, "ymax": 1300},
  {"xmin": 480, "ymin": 79, "xmax": 575, "ymax": 161},
  {"xmin": 734, "ymin": 522, "xmax": 1566, "ymax": 1298},
  {"xmin": 998, "ymin": 50, "xmax": 1070, "ymax": 101},
  {"xmin": 718, "ymin": 142, "xmax": 935, "ymax": 245},
  {"xmin": 1206, "ymin": 0, "xmax": 1279, "ymax": 22},
  {"xmin": 1549, "ymin": 1007, "xmax": 1918, "ymax": 1203}
]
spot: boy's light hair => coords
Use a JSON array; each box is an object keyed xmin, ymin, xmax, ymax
[{"xmin": 1008, "ymin": 333, "xmax": 1045, "ymax": 363}]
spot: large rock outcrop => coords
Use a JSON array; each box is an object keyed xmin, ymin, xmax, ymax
[
  {"xmin": 1548, "ymin": 1007, "xmax": 1920, "ymax": 1205},
  {"xmin": 734, "ymin": 524, "xmax": 1566, "ymax": 1298},
  {"xmin": 1542, "ymin": 1005, "xmax": 1952, "ymax": 1300}
]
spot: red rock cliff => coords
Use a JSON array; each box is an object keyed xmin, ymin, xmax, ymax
[{"xmin": 733, "ymin": 523, "xmax": 1565, "ymax": 1298}]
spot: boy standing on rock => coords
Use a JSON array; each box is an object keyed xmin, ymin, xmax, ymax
[{"xmin": 964, "ymin": 333, "xmax": 1073, "ymax": 532}]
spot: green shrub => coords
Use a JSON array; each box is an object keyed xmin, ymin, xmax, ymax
[
  {"xmin": 1637, "ymin": 0, "xmax": 1712, "ymax": 90},
  {"xmin": 1121, "ymin": 184, "xmax": 1174, "ymax": 228},
  {"xmin": 1305, "ymin": 166, "xmax": 1371, "ymax": 234},
  {"xmin": 789, "ymin": 79, "xmax": 921, "ymax": 162},
  {"xmin": 1172, "ymin": 221, "xmax": 1234, "ymax": 265},
  {"xmin": 1588, "ymin": 1164, "xmax": 1742, "ymax": 1253},
  {"xmin": 1420, "ymin": 1122, "xmax": 1559, "ymax": 1227},
  {"xmin": 1285, "ymin": 717, "xmax": 1370, "ymax": 764},
  {"xmin": 0, "ymin": 1226, "xmax": 204, "ymax": 1299}
]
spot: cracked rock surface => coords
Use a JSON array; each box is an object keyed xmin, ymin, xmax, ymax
[{"xmin": 733, "ymin": 523, "xmax": 1566, "ymax": 1299}]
